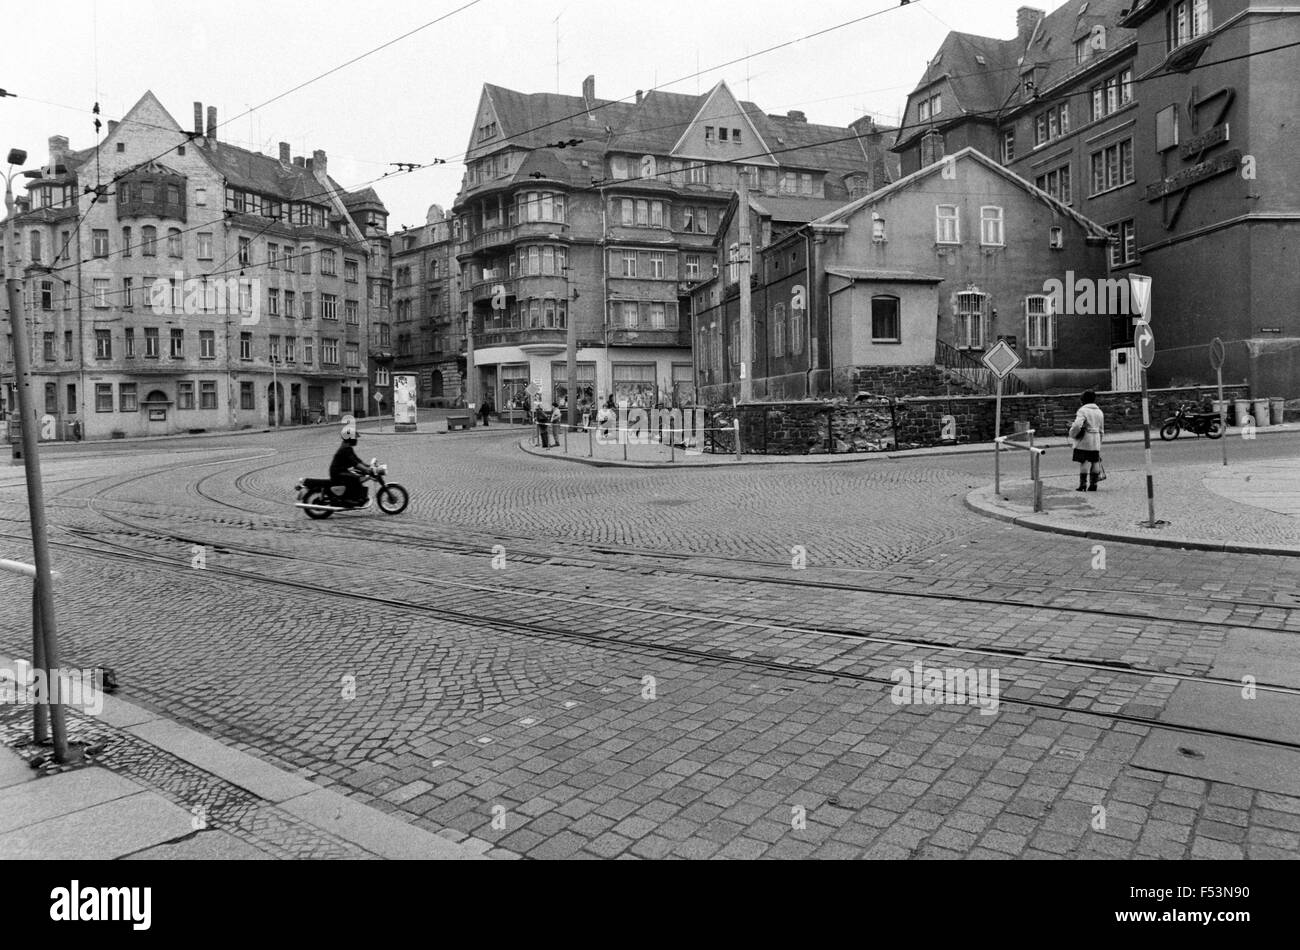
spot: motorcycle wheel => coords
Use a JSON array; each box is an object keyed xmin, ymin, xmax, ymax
[
  {"xmin": 303, "ymin": 491, "xmax": 334, "ymax": 519},
  {"xmin": 377, "ymin": 484, "xmax": 409, "ymax": 515},
  {"xmin": 1205, "ymin": 418, "xmax": 1224, "ymax": 439},
  {"xmin": 1159, "ymin": 422, "xmax": 1180, "ymax": 441}
]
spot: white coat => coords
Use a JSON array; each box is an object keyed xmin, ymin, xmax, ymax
[{"xmin": 1069, "ymin": 403, "xmax": 1105, "ymax": 451}]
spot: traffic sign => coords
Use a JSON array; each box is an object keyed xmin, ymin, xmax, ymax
[
  {"xmin": 981, "ymin": 340, "xmax": 1022, "ymax": 379},
  {"xmin": 1128, "ymin": 273, "xmax": 1152, "ymax": 324},
  {"xmin": 1135, "ymin": 320, "xmax": 1155, "ymax": 368},
  {"xmin": 1209, "ymin": 336, "xmax": 1225, "ymax": 371}
]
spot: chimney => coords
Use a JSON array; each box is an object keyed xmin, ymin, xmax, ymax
[
  {"xmin": 787, "ymin": 110, "xmax": 807, "ymax": 123},
  {"xmin": 48, "ymin": 135, "xmax": 69, "ymax": 164},
  {"xmin": 293, "ymin": 156, "xmax": 305, "ymax": 167},
  {"xmin": 635, "ymin": 89, "xmax": 644, "ymax": 105},
  {"xmin": 193, "ymin": 102, "xmax": 203, "ymax": 135},
  {"xmin": 312, "ymin": 149, "xmax": 327, "ymax": 175},
  {"xmin": 279, "ymin": 142, "xmax": 291, "ymax": 164},
  {"xmin": 107, "ymin": 120, "xmax": 119, "ymax": 136},
  {"xmin": 849, "ymin": 115, "xmax": 876, "ymax": 136},
  {"xmin": 206, "ymin": 105, "xmax": 217, "ymax": 140},
  {"xmin": 582, "ymin": 74, "xmax": 595, "ymax": 105},
  {"xmin": 1017, "ymin": 7, "xmax": 1045, "ymax": 44}
]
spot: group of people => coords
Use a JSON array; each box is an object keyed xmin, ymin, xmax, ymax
[{"xmin": 531, "ymin": 394, "xmax": 619, "ymax": 449}]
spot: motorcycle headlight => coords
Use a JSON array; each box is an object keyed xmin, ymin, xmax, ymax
[{"xmin": 379, "ymin": 464, "xmax": 388, "ymax": 474}]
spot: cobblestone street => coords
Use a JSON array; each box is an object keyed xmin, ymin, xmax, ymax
[{"xmin": 2, "ymin": 426, "xmax": 1298, "ymax": 860}]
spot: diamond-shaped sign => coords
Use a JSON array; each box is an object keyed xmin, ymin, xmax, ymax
[{"xmin": 981, "ymin": 340, "xmax": 1022, "ymax": 379}]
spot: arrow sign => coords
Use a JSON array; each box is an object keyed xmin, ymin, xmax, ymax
[{"xmin": 1135, "ymin": 320, "xmax": 1155, "ymax": 368}]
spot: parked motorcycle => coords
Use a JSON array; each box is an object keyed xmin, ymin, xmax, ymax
[
  {"xmin": 1159, "ymin": 403, "xmax": 1224, "ymax": 441},
  {"xmin": 294, "ymin": 458, "xmax": 409, "ymax": 518}
]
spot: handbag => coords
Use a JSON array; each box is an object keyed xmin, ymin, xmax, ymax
[{"xmin": 1096, "ymin": 461, "xmax": 1107, "ymax": 481}]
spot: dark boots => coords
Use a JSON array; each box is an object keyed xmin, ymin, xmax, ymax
[
  {"xmin": 1088, "ymin": 472, "xmax": 1100, "ymax": 491},
  {"xmin": 1077, "ymin": 473, "xmax": 1088, "ymax": 492}
]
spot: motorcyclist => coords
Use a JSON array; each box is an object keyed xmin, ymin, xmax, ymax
[{"xmin": 330, "ymin": 433, "xmax": 372, "ymax": 507}]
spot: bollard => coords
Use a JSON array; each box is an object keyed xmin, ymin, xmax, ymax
[
  {"xmin": 588, "ymin": 426, "xmax": 593, "ymax": 458},
  {"xmin": 994, "ymin": 439, "xmax": 1001, "ymax": 496},
  {"xmin": 733, "ymin": 419, "xmax": 742, "ymax": 461},
  {"xmin": 563, "ymin": 424, "xmax": 568, "ymax": 455}
]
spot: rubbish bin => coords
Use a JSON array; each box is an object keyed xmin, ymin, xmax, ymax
[
  {"xmin": 1211, "ymin": 399, "xmax": 1230, "ymax": 422},
  {"xmin": 1253, "ymin": 398, "xmax": 1272, "ymax": 429},
  {"xmin": 1271, "ymin": 398, "xmax": 1286, "ymax": 425},
  {"xmin": 1234, "ymin": 398, "xmax": 1252, "ymax": 427}
]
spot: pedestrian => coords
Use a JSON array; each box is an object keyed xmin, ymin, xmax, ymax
[
  {"xmin": 550, "ymin": 401, "xmax": 562, "ymax": 446},
  {"xmin": 534, "ymin": 403, "xmax": 550, "ymax": 448},
  {"xmin": 477, "ymin": 397, "xmax": 493, "ymax": 428},
  {"xmin": 1069, "ymin": 390, "xmax": 1105, "ymax": 491}
]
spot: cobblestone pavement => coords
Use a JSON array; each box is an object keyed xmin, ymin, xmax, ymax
[{"xmin": 0, "ymin": 428, "xmax": 1297, "ymax": 859}]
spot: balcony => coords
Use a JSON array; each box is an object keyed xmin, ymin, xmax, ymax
[
  {"xmin": 475, "ymin": 327, "xmax": 567, "ymax": 352},
  {"xmin": 471, "ymin": 277, "xmax": 515, "ymax": 304},
  {"xmin": 606, "ymin": 325, "xmax": 690, "ymax": 348},
  {"xmin": 461, "ymin": 221, "xmax": 570, "ymax": 255}
]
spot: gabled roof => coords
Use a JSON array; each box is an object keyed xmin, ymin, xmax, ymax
[
  {"xmin": 750, "ymin": 195, "xmax": 850, "ymax": 224},
  {"xmin": 478, "ymin": 83, "xmax": 637, "ymax": 153},
  {"xmin": 196, "ymin": 139, "xmax": 339, "ymax": 203},
  {"xmin": 813, "ymin": 146, "xmax": 1111, "ymax": 239},
  {"xmin": 1004, "ymin": 0, "xmax": 1137, "ymax": 113}
]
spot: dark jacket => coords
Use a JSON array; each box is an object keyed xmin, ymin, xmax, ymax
[{"xmin": 330, "ymin": 443, "xmax": 364, "ymax": 480}]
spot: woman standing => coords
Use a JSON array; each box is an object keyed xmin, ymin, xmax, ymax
[{"xmin": 1069, "ymin": 391, "xmax": 1105, "ymax": 491}]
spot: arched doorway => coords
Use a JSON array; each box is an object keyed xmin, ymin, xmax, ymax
[
  {"xmin": 267, "ymin": 382, "xmax": 285, "ymax": 425},
  {"xmin": 430, "ymin": 370, "xmax": 444, "ymax": 398}
]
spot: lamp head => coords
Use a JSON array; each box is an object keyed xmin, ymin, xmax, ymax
[{"xmin": 6, "ymin": 148, "xmax": 27, "ymax": 166}]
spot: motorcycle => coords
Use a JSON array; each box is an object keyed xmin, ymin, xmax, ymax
[
  {"xmin": 1159, "ymin": 403, "xmax": 1224, "ymax": 441},
  {"xmin": 294, "ymin": 458, "xmax": 409, "ymax": 518}
]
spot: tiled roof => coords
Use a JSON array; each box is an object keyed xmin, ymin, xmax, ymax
[
  {"xmin": 750, "ymin": 195, "xmax": 850, "ymax": 224},
  {"xmin": 197, "ymin": 139, "xmax": 339, "ymax": 203},
  {"xmin": 1006, "ymin": 0, "xmax": 1137, "ymax": 112}
]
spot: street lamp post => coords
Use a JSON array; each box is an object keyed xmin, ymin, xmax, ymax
[
  {"xmin": 269, "ymin": 355, "xmax": 280, "ymax": 428},
  {"xmin": 5, "ymin": 148, "xmax": 74, "ymax": 763}
]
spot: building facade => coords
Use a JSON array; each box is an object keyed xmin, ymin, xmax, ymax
[
  {"xmin": 691, "ymin": 148, "xmax": 1115, "ymax": 400},
  {"xmin": 893, "ymin": 0, "xmax": 1300, "ymax": 394},
  {"xmin": 1, "ymin": 91, "xmax": 391, "ymax": 438},
  {"xmin": 453, "ymin": 76, "xmax": 898, "ymax": 412},
  {"xmin": 390, "ymin": 205, "xmax": 460, "ymax": 406}
]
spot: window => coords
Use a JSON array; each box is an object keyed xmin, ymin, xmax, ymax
[
  {"xmin": 649, "ymin": 252, "xmax": 665, "ymax": 279},
  {"xmin": 1002, "ymin": 130, "xmax": 1015, "ymax": 163},
  {"xmin": 200, "ymin": 381, "xmax": 217, "ymax": 410},
  {"xmin": 622, "ymin": 251, "xmax": 637, "ymax": 278},
  {"xmin": 95, "ymin": 384, "xmax": 113, "ymax": 412},
  {"xmin": 320, "ymin": 250, "xmax": 336, "ymax": 276},
  {"xmin": 705, "ymin": 126, "xmax": 715, "ymax": 144},
  {"xmin": 40, "ymin": 280, "xmax": 54, "ymax": 310},
  {"xmin": 95, "ymin": 329, "xmax": 111, "ymax": 359},
  {"xmin": 1168, "ymin": 0, "xmax": 1210, "ymax": 50},
  {"xmin": 238, "ymin": 237, "xmax": 251, "ymax": 266},
  {"xmin": 345, "ymin": 259, "xmax": 358, "ymax": 283},
  {"xmin": 285, "ymin": 336, "xmax": 296, "ymax": 363},
  {"xmin": 955, "ymin": 292, "xmax": 987, "ymax": 349},
  {"xmin": 301, "ymin": 247, "xmax": 312, "ymax": 275},
  {"xmin": 65, "ymin": 330, "xmax": 75, "ymax": 360},
  {"xmin": 1109, "ymin": 220, "xmax": 1137, "ymax": 267},
  {"xmin": 142, "ymin": 226, "xmax": 157, "ymax": 256},
  {"xmin": 267, "ymin": 244, "xmax": 279, "ymax": 269},
  {"xmin": 269, "ymin": 335, "xmax": 281, "ymax": 363},
  {"xmin": 285, "ymin": 291, "xmax": 296, "ymax": 319},
  {"xmin": 29, "ymin": 230, "xmax": 42, "ymax": 264},
  {"xmin": 1091, "ymin": 69, "xmax": 1135, "ymax": 121},
  {"xmin": 346, "ymin": 300, "xmax": 359, "ymax": 324},
  {"xmin": 94, "ymin": 278, "xmax": 111, "ymax": 308},
  {"xmin": 611, "ymin": 363, "xmax": 656, "ymax": 405},
  {"xmin": 871, "ymin": 295, "xmax": 901, "ymax": 343},
  {"xmin": 66, "ymin": 383, "xmax": 76, "ymax": 413},
  {"xmin": 240, "ymin": 381, "xmax": 255, "ymax": 410},
  {"xmin": 935, "ymin": 205, "xmax": 960, "ymax": 244},
  {"xmin": 303, "ymin": 338, "xmax": 313, "ymax": 365},
  {"xmin": 980, "ymin": 207, "xmax": 1005, "ymax": 246},
  {"xmin": 1025, "ymin": 295, "xmax": 1056, "ymax": 350},
  {"xmin": 1035, "ymin": 165, "xmax": 1072, "ymax": 204},
  {"xmin": 685, "ymin": 254, "xmax": 701, "ymax": 280},
  {"xmin": 686, "ymin": 163, "xmax": 707, "ymax": 186},
  {"xmin": 122, "ymin": 227, "xmax": 132, "ymax": 257},
  {"xmin": 200, "ymin": 330, "xmax": 215, "ymax": 359},
  {"xmin": 43, "ymin": 332, "xmax": 55, "ymax": 361},
  {"xmin": 284, "ymin": 247, "xmax": 295, "ymax": 271},
  {"xmin": 177, "ymin": 381, "xmax": 195, "ymax": 410},
  {"xmin": 268, "ymin": 288, "xmax": 280, "ymax": 316},
  {"xmin": 167, "ymin": 228, "xmax": 182, "ymax": 257},
  {"xmin": 197, "ymin": 232, "xmax": 213, "ymax": 260},
  {"xmin": 170, "ymin": 328, "xmax": 184, "ymax": 359},
  {"xmin": 1090, "ymin": 139, "xmax": 1134, "ymax": 194},
  {"xmin": 345, "ymin": 344, "xmax": 359, "ymax": 370},
  {"xmin": 611, "ymin": 155, "xmax": 630, "ymax": 179},
  {"xmin": 1034, "ymin": 103, "xmax": 1070, "ymax": 146},
  {"xmin": 772, "ymin": 302, "xmax": 787, "ymax": 357},
  {"xmin": 303, "ymin": 292, "xmax": 313, "ymax": 320},
  {"xmin": 322, "ymin": 339, "xmax": 339, "ymax": 364},
  {"xmin": 123, "ymin": 277, "xmax": 134, "ymax": 310},
  {"xmin": 1049, "ymin": 226, "xmax": 1064, "ymax": 249},
  {"xmin": 120, "ymin": 383, "xmax": 138, "ymax": 412},
  {"xmin": 917, "ymin": 92, "xmax": 942, "ymax": 121},
  {"xmin": 683, "ymin": 206, "xmax": 708, "ymax": 233},
  {"xmin": 145, "ymin": 327, "xmax": 159, "ymax": 358},
  {"xmin": 240, "ymin": 332, "xmax": 252, "ymax": 360},
  {"xmin": 321, "ymin": 294, "xmax": 338, "ymax": 321},
  {"xmin": 92, "ymin": 229, "xmax": 109, "ymax": 258}
]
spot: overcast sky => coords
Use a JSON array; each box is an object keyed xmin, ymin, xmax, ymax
[{"xmin": 2, "ymin": 0, "xmax": 1054, "ymax": 229}]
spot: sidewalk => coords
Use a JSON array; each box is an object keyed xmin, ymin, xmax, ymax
[
  {"xmin": 520, "ymin": 422, "xmax": 1300, "ymax": 469},
  {"xmin": 965, "ymin": 454, "xmax": 1300, "ymax": 557},
  {"xmin": 0, "ymin": 659, "xmax": 506, "ymax": 860}
]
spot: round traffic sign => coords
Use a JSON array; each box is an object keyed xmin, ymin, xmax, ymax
[
  {"xmin": 1136, "ymin": 321, "xmax": 1156, "ymax": 369},
  {"xmin": 1209, "ymin": 337, "xmax": 1225, "ymax": 371}
]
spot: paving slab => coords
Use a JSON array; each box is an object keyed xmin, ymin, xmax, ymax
[
  {"xmin": 125, "ymin": 829, "xmax": 278, "ymax": 860},
  {"xmin": 0, "ymin": 746, "xmax": 36, "ymax": 790},
  {"xmin": 1133, "ymin": 728, "xmax": 1300, "ymax": 797},
  {"xmin": 279, "ymin": 788, "xmax": 487, "ymax": 860},
  {"xmin": 0, "ymin": 790, "xmax": 193, "ymax": 859},
  {"xmin": 0, "ymin": 766, "xmax": 141, "ymax": 834}
]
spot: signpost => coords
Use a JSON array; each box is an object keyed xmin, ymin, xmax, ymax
[
  {"xmin": 1128, "ymin": 274, "xmax": 1160, "ymax": 527},
  {"xmin": 373, "ymin": 391, "xmax": 384, "ymax": 432},
  {"xmin": 392, "ymin": 375, "xmax": 417, "ymax": 433},
  {"xmin": 982, "ymin": 340, "xmax": 1022, "ymax": 497},
  {"xmin": 1209, "ymin": 337, "xmax": 1228, "ymax": 467}
]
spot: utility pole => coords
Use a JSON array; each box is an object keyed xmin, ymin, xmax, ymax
[
  {"xmin": 566, "ymin": 265, "xmax": 578, "ymax": 429},
  {"xmin": 737, "ymin": 168, "xmax": 753, "ymax": 403},
  {"xmin": 5, "ymin": 149, "xmax": 74, "ymax": 763}
]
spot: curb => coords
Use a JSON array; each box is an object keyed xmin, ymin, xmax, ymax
[
  {"xmin": 962, "ymin": 488, "xmax": 1300, "ymax": 558},
  {"xmin": 0, "ymin": 658, "xmax": 501, "ymax": 860}
]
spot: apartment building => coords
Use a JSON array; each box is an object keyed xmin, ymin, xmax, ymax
[
  {"xmin": 1, "ymin": 91, "xmax": 390, "ymax": 438},
  {"xmin": 390, "ymin": 204, "xmax": 459, "ymax": 404}
]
